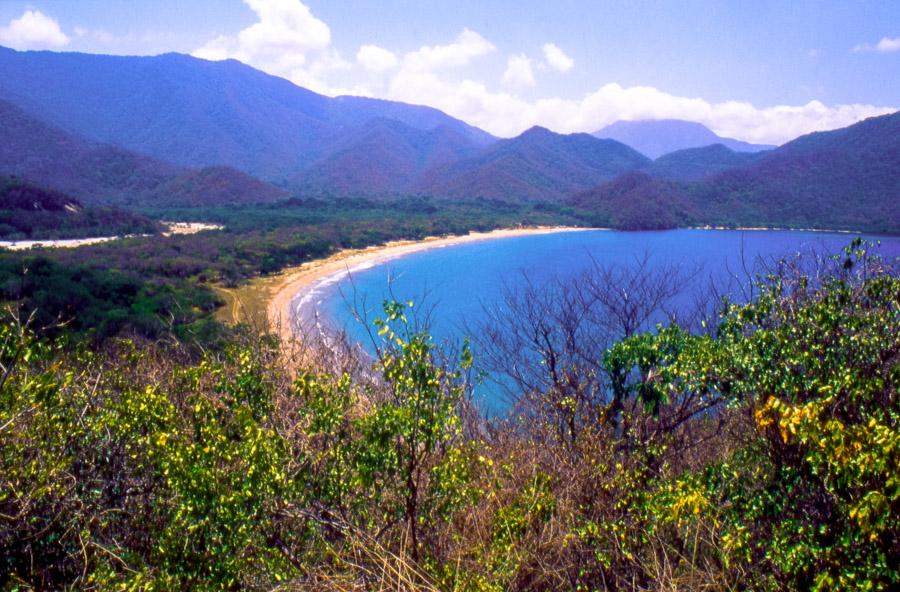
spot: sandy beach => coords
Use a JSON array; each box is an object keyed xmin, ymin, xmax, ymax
[
  {"xmin": 0, "ymin": 235, "xmax": 126, "ymax": 250},
  {"xmin": 0, "ymin": 222, "xmax": 223, "ymax": 251},
  {"xmin": 254, "ymin": 226, "xmax": 591, "ymax": 346}
]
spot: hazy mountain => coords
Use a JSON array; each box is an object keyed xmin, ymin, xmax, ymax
[
  {"xmin": 0, "ymin": 46, "xmax": 495, "ymax": 182},
  {"xmin": 594, "ymin": 119, "xmax": 775, "ymax": 159},
  {"xmin": 575, "ymin": 111, "xmax": 900, "ymax": 232},
  {"xmin": 324, "ymin": 96, "xmax": 495, "ymax": 147},
  {"xmin": 645, "ymin": 144, "xmax": 769, "ymax": 181},
  {"xmin": 295, "ymin": 118, "xmax": 484, "ymax": 195},
  {"xmin": 0, "ymin": 99, "xmax": 286, "ymax": 207},
  {"xmin": 418, "ymin": 126, "xmax": 651, "ymax": 201}
]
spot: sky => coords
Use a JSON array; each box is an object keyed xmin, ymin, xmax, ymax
[{"xmin": 0, "ymin": 0, "xmax": 898, "ymax": 143}]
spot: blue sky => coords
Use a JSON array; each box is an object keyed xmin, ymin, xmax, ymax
[{"xmin": 0, "ymin": 0, "xmax": 897, "ymax": 142}]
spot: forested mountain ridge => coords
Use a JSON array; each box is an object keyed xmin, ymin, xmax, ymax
[
  {"xmin": 0, "ymin": 99, "xmax": 286, "ymax": 207},
  {"xmin": 0, "ymin": 46, "xmax": 494, "ymax": 181},
  {"xmin": 573, "ymin": 111, "xmax": 900, "ymax": 233},
  {"xmin": 416, "ymin": 126, "xmax": 651, "ymax": 201},
  {"xmin": 570, "ymin": 172, "xmax": 695, "ymax": 229},
  {"xmin": 1, "ymin": 46, "xmax": 897, "ymax": 224},
  {"xmin": 689, "ymin": 110, "xmax": 900, "ymax": 230},
  {"xmin": 294, "ymin": 118, "xmax": 485, "ymax": 196},
  {"xmin": 644, "ymin": 143, "xmax": 769, "ymax": 181}
]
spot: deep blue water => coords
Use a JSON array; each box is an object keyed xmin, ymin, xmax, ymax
[{"xmin": 309, "ymin": 229, "xmax": 900, "ymax": 411}]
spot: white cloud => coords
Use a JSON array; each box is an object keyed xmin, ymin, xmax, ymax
[
  {"xmin": 0, "ymin": 10, "xmax": 70, "ymax": 50},
  {"xmin": 356, "ymin": 30, "xmax": 894, "ymax": 144},
  {"xmin": 542, "ymin": 42, "xmax": 574, "ymax": 72},
  {"xmin": 236, "ymin": 0, "xmax": 330, "ymax": 53},
  {"xmin": 190, "ymin": 9, "xmax": 895, "ymax": 145},
  {"xmin": 877, "ymin": 36, "xmax": 900, "ymax": 52},
  {"xmin": 357, "ymin": 44, "xmax": 398, "ymax": 73},
  {"xmin": 193, "ymin": 0, "xmax": 348, "ymax": 94},
  {"xmin": 402, "ymin": 28, "xmax": 495, "ymax": 72},
  {"xmin": 502, "ymin": 53, "xmax": 535, "ymax": 88},
  {"xmin": 854, "ymin": 36, "xmax": 900, "ymax": 53},
  {"xmin": 383, "ymin": 72, "xmax": 894, "ymax": 144}
]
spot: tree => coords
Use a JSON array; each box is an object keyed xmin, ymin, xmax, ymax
[
  {"xmin": 608, "ymin": 241, "xmax": 900, "ymax": 590},
  {"xmin": 476, "ymin": 254, "xmax": 697, "ymax": 447}
]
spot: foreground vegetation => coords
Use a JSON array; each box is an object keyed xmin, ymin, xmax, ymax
[{"xmin": 2, "ymin": 241, "xmax": 898, "ymax": 590}]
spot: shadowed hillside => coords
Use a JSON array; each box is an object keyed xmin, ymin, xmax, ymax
[
  {"xmin": 418, "ymin": 126, "xmax": 650, "ymax": 201},
  {"xmin": 0, "ymin": 100, "xmax": 286, "ymax": 207},
  {"xmin": 575, "ymin": 111, "xmax": 900, "ymax": 232},
  {"xmin": 646, "ymin": 143, "xmax": 768, "ymax": 181},
  {"xmin": 570, "ymin": 172, "xmax": 695, "ymax": 229},
  {"xmin": 0, "ymin": 46, "xmax": 494, "ymax": 181},
  {"xmin": 690, "ymin": 111, "xmax": 900, "ymax": 231},
  {"xmin": 295, "ymin": 118, "xmax": 484, "ymax": 195}
]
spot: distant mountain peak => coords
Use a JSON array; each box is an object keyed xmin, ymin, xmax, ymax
[
  {"xmin": 594, "ymin": 118, "xmax": 775, "ymax": 159},
  {"xmin": 521, "ymin": 125, "xmax": 554, "ymax": 135}
]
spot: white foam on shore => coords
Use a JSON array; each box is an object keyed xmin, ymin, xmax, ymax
[{"xmin": 289, "ymin": 251, "xmax": 415, "ymax": 331}]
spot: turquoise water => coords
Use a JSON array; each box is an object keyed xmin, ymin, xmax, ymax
[{"xmin": 311, "ymin": 229, "xmax": 900, "ymax": 410}]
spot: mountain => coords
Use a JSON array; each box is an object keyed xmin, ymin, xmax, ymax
[
  {"xmin": 0, "ymin": 176, "xmax": 159, "ymax": 239},
  {"xmin": 594, "ymin": 119, "xmax": 775, "ymax": 159},
  {"xmin": 645, "ymin": 143, "xmax": 769, "ymax": 181},
  {"xmin": 324, "ymin": 96, "xmax": 495, "ymax": 147},
  {"xmin": 569, "ymin": 172, "xmax": 695, "ymax": 230},
  {"xmin": 575, "ymin": 111, "xmax": 900, "ymax": 233},
  {"xmin": 295, "ymin": 118, "xmax": 484, "ymax": 195},
  {"xmin": 0, "ymin": 99, "xmax": 286, "ymax": 207},
  {"xmin": 689, "ymin": 111, "xmax": 900, "ymax": 231},
  {"xmin": 417, "ymin": 126, "xmax": 651, "ymax": 201},
  {"xmin": 0, "ymin": 46, "xmax": 495, "ymax": 182},
  {"xmin": 149, "ymin": 166, "xmax": 288, "ymax": 207}
]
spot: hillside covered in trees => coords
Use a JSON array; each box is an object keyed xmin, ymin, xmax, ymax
[
  {"xmin": 0, "ymin": 176, "xmax": 160, "ymax": 239},
  {"xmin": 1, "ymin": 47, "xmax": 898, "ymax": 233},
  {"xmin": 570, "ymin": 111, "xmax": 900, "ymax": 233},
  {"xmin": 0, "ymin": 100, "xmax": 286, "ymax": 207}
]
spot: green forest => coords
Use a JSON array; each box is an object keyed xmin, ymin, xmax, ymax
[{"xmin": 2, "ymin": 239, "xmax": 898, "ymax": 590}]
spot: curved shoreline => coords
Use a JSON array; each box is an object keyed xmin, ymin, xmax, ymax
[{"xmin": 266, "ymin": 226, "xmax": 593, "ymax": 345}]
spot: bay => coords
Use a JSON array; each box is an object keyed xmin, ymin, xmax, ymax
[{"xmin": 314, "ymin": 229, "xmax": 900, "ymax": 411}]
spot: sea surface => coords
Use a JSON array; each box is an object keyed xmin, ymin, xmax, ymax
[{"xmin": 309, "ymin": 229, "xmax": 900, "ymax": 411}]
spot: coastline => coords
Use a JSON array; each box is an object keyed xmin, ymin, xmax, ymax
[
  {"xmin": 224, "ymin": 223, "xmax": 885, "ymax": 348},
  {"xmin": 688, "ymin": 225, "xmax": 861, "ymax": 234},
  {"xmin": 262, "ymin": 226, "xmax": 592, "ymax": 346}
]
